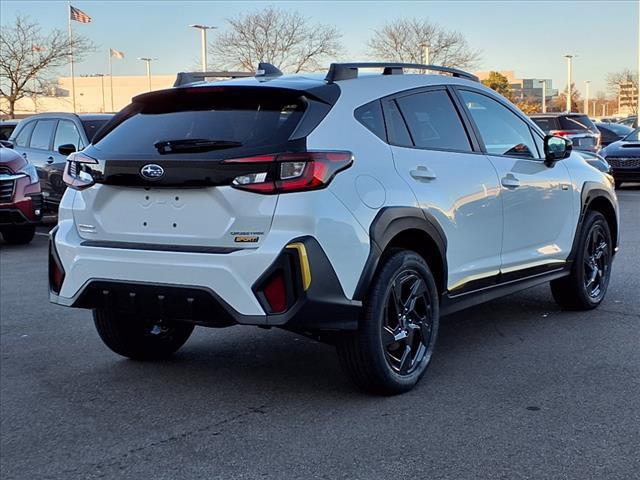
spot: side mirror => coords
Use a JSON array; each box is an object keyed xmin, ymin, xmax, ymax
[
  {"xmin": 544, "ymin": 135, "xmax": 572, "ymax": 165},
  {"xmin": 58, "ymin": 143, "xmax": 77, "ymax": 156},
  {"xmin": 0, "ymin": 140, "xmax": 14, "ymax": 149}
]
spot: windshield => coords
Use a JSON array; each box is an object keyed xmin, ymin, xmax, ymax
[
  {"xmin": 602, "ymin": 123, "xmax": 633, "ymax": 136},
  {"xmin": 623, "ymin": 128, "xmax": 640, "ymax": 142},
  {"xmin": 92, "ymin": 88, "xmax": 306, "ymax": 158}
]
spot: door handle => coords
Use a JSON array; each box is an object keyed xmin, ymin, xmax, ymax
[
  {"xmin": 410, "ymin": 166, "xmax": 437, "ymax": 181},
  {"xmin": 501, "ymin": 174, "xmax": 520, "ymax": 189},
  {"xmin": 46, "ymin": 156, "xmax": 54, "ymax": 164}
]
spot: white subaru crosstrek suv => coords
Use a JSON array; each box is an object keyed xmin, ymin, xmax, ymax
[{"xmin": 49, "ymin": 63, "xmax": 619, "ymax": 394}]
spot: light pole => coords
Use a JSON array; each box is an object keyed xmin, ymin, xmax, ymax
[
  {"xmin": 190, "ymin": 24, "xmax": 216, "ymax": 72},
  {"xmin": 564, "ymin": 54, "xmax": 575, "ymax": 112},
  {"xmin": 584, "ymin": 80, "xmax": 590, "ymax": 116},
  {"xmin": 138, "ymin": 57, "xmax": 157, "ymax": 92},
  {"xmin": 95, "ymin": 74, "xmax": 105, "ymax": 113},
  {"xmin": 542, "ymin": 80, "xmax": 547, "ymax": 113},
  {"xmin": 419, "ymin": 43, "xmax": 430, "ymax": 65}
]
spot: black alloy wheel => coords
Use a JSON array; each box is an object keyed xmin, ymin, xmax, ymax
[{"xmin": 383, "ymin": 269, "xmax": 434, "ymax": 375}]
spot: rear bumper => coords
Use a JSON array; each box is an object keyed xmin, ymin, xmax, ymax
[{"xmin": 49, "ymin": 223, "xmax": 361, "ymax": 331}]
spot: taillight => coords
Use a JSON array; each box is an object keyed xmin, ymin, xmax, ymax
[
  {"xmin": 63, "ymin": 151, "xmax": 100, "ymax": 190},
  {"xmin": 550, "ymin": 130, "xmax": 572, "ymax": 137},
  {"xmin": 224, "ymin": 151, "xmax": 353, "ymax": 194}
]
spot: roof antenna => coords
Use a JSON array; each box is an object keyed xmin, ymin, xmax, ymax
[{"xmin": 256, "ymin": 62, "xmax": 283, "ymax": 78}]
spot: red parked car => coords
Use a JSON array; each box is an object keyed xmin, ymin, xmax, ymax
[{"xmin": 0, "ymin": 144, "xmax": 43, "ymax": 244}]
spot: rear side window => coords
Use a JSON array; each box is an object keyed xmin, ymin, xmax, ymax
[
  {"xmin": 29, "ymin": 120, "xmax": 57, "ymax": 150},
  {"xmin": 460, "ymin": 90, "xmax": 539, "ymax": 159},
  {"xmin": 354, "ymin": 101, "xmax": 386, "ymax": 141},
  {"xmin": 385, "ymin": 100, "xmax": 413, "ymax": 147},
  {"xmin": 559, "ymin": 115, "xmax": 596, "ymax": 131},
  {"xmin": 14, "ymin": 121, "xmax": 35, "ymax": 147},
  {"xmin": 395, "ymin": 90, "xmax": 471, "ymax": 151},
  {"xmin": 93, "ymin": 88, "xmax": 307, "ymax": 157},
  {"xmin": 0, "ymin": 124, "xmax": 16, "ymax": 141}
]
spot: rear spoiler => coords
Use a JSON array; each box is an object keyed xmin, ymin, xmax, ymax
[
  {"xmin": 173, "ymin": 71, "xmax": 253, "ymax": 87},
  {"xmin": 173, "ymin": 63, "xmax": 283, "ymax": 87}
]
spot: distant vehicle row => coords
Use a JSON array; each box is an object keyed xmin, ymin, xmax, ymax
[{"xmin": 5, "ymin": 113, "xmax": 112, "ymax": 212}]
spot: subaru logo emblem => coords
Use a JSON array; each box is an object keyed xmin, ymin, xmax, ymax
[{"xmin": 140, "ymin": 164, "xmax": 164, "ymax": 180}]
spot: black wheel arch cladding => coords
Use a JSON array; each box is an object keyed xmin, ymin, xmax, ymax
[{"xmin": 353, "ymin": 207, "xmax": 448, "ymax": 301}]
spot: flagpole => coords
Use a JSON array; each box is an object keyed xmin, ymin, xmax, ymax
[
  {"xmin": 67, "ymin": 2, "xmax": 76, "ymax": 113},
  {"xmin": 109, "ymin": 50, "xmax": 114, "ymax": 112}
]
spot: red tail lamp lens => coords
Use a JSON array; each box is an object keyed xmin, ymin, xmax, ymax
[
  {"xmin": 225, "ymin": 151, "xmax": 353, "ymax": 194},
  {"xmin": 263, "ymin": 270, "xmax": 287, "ymax": 313}
]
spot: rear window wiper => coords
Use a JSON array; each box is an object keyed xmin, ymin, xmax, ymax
[{"xmin": 154, "ymin": 139, "xmax": 243, "ymax": 154}]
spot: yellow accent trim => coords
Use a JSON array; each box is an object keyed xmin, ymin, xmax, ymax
[{"xmin": 286, "ymin": 242, "xmax": 312, "ymax": 291}]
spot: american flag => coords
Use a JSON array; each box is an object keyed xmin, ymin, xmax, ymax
[{"xmin": 70, "ymin": 5, "xmax": 91, "ymax": 23}]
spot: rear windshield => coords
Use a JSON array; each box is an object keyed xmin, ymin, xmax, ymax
[
  {"xmin": 82, "ymin": 120, "xmax": 109, "ymax": 141},
  {"xmin": 559, "ymin": 115, "xmax": 596, "ymax": 131},
  {"xmin": 530, "ymin": 117, "xmax": 558, "ymax": 132},
  {"xmin": 92, "ymin": 88, "xmax": 307, "ymax": 157}
]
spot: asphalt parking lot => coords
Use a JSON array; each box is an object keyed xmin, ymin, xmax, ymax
[{"xmin": 1, "ymin": 187, "xmax": 639, "ymax": 480}]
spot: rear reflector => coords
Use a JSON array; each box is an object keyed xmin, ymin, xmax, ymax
[
  {"xmin": 49, "ymin": 238, "xmax": 65, "ymax": 294},
  {"xmin": 224, "ymin": 151, "xmax": 353, "ymax": 194},
  {"xmin": 262, "ymin": 270, "xmax": 287, "ymax": 313}
]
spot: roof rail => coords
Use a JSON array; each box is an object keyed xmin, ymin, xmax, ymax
[
  {"xmin": 173, "ymin": 71, "xmax": 253, "ymax": 87},
  {"xmin": 324, "ymin": 63, "xmax": 479, "ymax": 83}
]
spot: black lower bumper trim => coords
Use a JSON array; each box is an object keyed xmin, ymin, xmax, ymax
[
  {"xmin": 64, "ymin": 237, "xmax": 361, "ymax": 331},
  {"xmin": 0, "ymin": 208, "xmax": 39, "ymax": 227},
  {"xmin": 80, "ymin": 240, "xmax": 240, "ymax": 254}
]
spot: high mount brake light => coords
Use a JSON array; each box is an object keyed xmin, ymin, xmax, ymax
[
  {"xmin": 550, "ymin": 130, "xmax": 572, "ymax": 137},
  {"xmin": 224, "ymin": 151, "xmax": 353, "ymax": 194},
  {"xmin": 63, "ymin": 151, "xmax": 100, "ymax": 190}
]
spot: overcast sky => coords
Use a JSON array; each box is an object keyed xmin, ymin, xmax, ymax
[{"xmin": 1, "ymin": 0, "xmax": 638, "ymax": 95}]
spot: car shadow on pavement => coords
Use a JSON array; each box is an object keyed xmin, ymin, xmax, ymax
[{"xmin": 80, "ymin": 285, "xmax": 569, "ymax": 401}]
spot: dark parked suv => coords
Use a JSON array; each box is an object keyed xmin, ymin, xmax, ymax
[
  {"xmin": 530, "ymin": 113, "xmax": 601, "ymax": 152},
  {"xmin": 9, "ymin": 113, "xmax": 112, "ymax": 212}
]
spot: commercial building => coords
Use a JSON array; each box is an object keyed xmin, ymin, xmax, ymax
[
  {"xmin": 1, "ymin": 74, "xmax": 177, "ymax": 117},
  {"xmin": 475, "ymin": 70, "xmax": 557, "ymax": 103},
  {"xmin": 618, "ymin": 80, "xmax": 638, "ymax": 115}
]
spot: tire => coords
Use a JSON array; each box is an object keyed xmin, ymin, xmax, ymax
[
  {"xmin": 1, "ymin": 225, "xmax": 36, "ymax": 245},
  {"xmin": 93, "ymin": 308, "xmax": 194, "ymax": 360},
  {"xmin": 337, "ymin": 250, "xmax": 439, "ymax": 395},
  {"xmin": 551, "ymin": 211, "xmax": 613, "ymax": 310}
]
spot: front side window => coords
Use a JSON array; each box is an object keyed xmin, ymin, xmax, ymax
[
  {"xmin": 54, "ymin": 120, "xmax": 83, "ymax": 151},
  {"xmin": 460, "ymin": 90, "xmax": 539, "ymax": 159},
  {"xmin": 29, "ymin": 120, "xmax": 57, "ymax": 150},
  {"xmin": 396, "ymin": 90, "xmax": 471, "ymax": 152}
]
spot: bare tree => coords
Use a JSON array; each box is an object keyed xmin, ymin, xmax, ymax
[
  {"xmin": 209, "ymin": 7, "xmax": 342, "ymax": 73},
  {"xmin": 607, "ymin": 69, "xmax": 638, "ymax": 95},
  {"xmin": 367, "ymin": 18, "xmax": 481, "ymax": 69},
  {"xmin": 607, "ymin": 69, "xmax": 638, "ymax": 114},
  {"xmin": 0, "ymin": 15, "xmax": 94, "ymax": 118}
]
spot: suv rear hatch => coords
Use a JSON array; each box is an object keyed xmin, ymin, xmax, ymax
[{"xmin": 70, "ymin": 83, "xmax": 338, "ymax": 250}]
